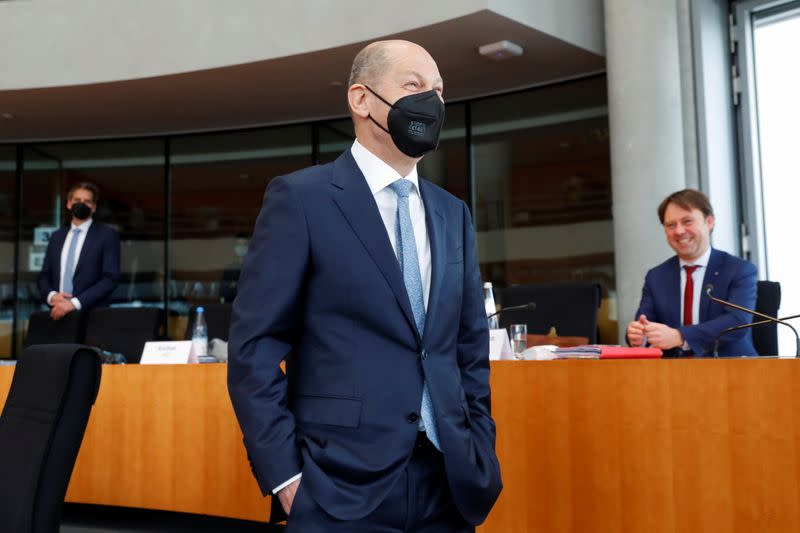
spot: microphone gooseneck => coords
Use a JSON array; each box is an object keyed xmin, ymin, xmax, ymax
[
  {"xmin": 706, "ymin": 285, "xmax": 800, "ymax": 357},
  {"xmin": 487, "ymin": 302, "xmax": 537, "ymax": 320}
]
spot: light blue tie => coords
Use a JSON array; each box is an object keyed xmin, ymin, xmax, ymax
[
  {"xmin": 62, "ymin": 228, "xmax": 81, "ymax": 295},
  {"xmin": 389, "ymin": 179, "xmax": 441, "ymax": 451}
]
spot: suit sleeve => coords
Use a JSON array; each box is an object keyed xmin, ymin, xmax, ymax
[
  {"xmin": 228, "ymin": 176, "xmax": 309, "ymax": 496},
  {"xmin": 37, "ymin": 237, "xmax": 59, "ymax": 303},
  {"xmin": 680, "ymin": 260, "xmax": 757, "ymax": 353},
  {"xmin": 74, "ymin": 228, "xmax": 120, "ymax": 309},
  {"xmin": 456, "ymin": 202, "xmax": 501, "ymax": 492}
]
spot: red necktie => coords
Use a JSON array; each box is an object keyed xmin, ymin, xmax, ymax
[{"xmin": 683, "ymin": 265, "xmax": 700, "ymax": 326}]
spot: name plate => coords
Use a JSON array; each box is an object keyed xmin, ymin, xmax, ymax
[
  {"xmin": 140, "ymin": 341, "xmax": 198, "ymax": 365},
  {"xmin": 488, "ymin": 328, "xmax": 513, "ymax": 360}
]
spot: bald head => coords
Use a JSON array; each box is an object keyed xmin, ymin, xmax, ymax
[{"xmin": 348, "ymin": 40, "xmax": 435, "ymax": 88}]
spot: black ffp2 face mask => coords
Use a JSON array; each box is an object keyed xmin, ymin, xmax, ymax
[
  {"xmin": 71, "ymin": 202, "xmax": 92, "ymax": 220},
  {"xmin": 365, "ymin": 85, "xmax": 445, "ymax": 158}
]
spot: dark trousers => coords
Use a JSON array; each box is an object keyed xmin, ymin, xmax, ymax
[{"xmin": 286, "ymin": 433, "xmax": 474, "ymax": 532}]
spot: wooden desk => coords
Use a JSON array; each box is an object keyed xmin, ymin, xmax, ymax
[{"xmin": 2, "ymin": 359, "xmax": 800, "ymax": 532}]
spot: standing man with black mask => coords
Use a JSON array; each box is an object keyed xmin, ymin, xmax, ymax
[
  {"xmin": 38, "ymin": 182, "xmax": 120, "ymax": 320},
  {"xmin": 228, "ymin": 40, "xmax": 502, "ymax": 532}
]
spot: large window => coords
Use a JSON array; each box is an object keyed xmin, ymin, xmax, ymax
[
  {"xmin": 471, "ymin": 76, "xmax": 616, "ymax": 342},
  {"xmin": 169, "ymin": 126, "xmax": 312, "ymax": 339},
  {"xmin": 15, "ymin": 141, "xmax": 165, "ymax": 355},
  {"xmin": 0, "ymin": 148, "xmax": 15, "ymax": 357},
  {"xmin": 0, "ymin": 74, "xmax": 613, "ymax": 356},
  {"xmin": 735, "ymin": 0, "xmax": 800, "ymax": 355}
]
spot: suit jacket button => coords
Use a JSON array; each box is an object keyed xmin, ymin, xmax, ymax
[
  {"xmin": 420, "ymin": 349, "xmax": 427, "ymax": 360},
  {"xmin": 407, "ymin": 413, "xmax": 419, "ymax": 423}
]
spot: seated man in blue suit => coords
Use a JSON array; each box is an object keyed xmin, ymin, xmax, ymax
[
  {"xmin": 228, "ymin": 40, "xmax": 502, "ymax": 531},
  {"xmin": 38, "ymin": 182, "xmax": 120, "ymax": 320},
  {"xmin": 627, "ymin": 189, "xmax": 757, "ymax": 356}
]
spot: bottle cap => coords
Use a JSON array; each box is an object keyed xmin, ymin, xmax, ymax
[
  {"xmin": 197, "ymin": 306, "xmax": 205, "ymax": 313},
  {"xmin": 483, "ymin": 282, "xmax": 493, "ymax": 289}
]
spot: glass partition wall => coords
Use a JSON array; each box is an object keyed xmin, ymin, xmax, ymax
[
  {"xmin": 169, "ymin": 126, "xmax": 313, "ymax": 340},
  {"xmin": 14, "ymin": 141, "xmax": 166, "ymax": 356},
  {"xmin": 471, "ymin": 76, "xmax": 614, "ymax": 341},
  {"xmin": 0, "ymin": 148, "xmax": 16, "ymax": 357},
  {"xmin": 0, "ymin": 74, "xmax": 614, "ymax": 357}
]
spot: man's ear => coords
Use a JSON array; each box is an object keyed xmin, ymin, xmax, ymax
[
  {"xmin": 706, "ymin": 215, "xmax": 715, "ymax": 233},
  {"xmin": 347, "ymin": 84, "xmax": 370, "ymax": 119}
]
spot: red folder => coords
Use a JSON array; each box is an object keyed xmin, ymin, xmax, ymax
[{"xmin": 599, "ymin": 346, "xmax": 663, "ymax": 359}]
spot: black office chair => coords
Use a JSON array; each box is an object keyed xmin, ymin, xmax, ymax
[
  {"xmin": 500, "ymin": 283, "xmax": 602, "ymax": 343},
  {"xmin": 184, "ymin": 303, "xmax": 233, "ymax": 342},
  {"xmin": 23, "ymin": 310, "xmax": 86, "ymax": 349},
  {"xmin": 84, "ymin": 307, "xmax": 163, "ymax": 364},
  {"xmin": 753, "ymin": 280, "xmax": 781, "ymax": 356},
  {"xmin": 0, "ymin": 344, "xmax": 101, "ymax": 533}
]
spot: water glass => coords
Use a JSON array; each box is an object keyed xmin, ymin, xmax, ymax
[{"xmin": 509, "ymin": 324, "xmax": 527, "ymax": 359}]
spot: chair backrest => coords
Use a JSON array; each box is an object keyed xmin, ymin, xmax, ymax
[
  {"xmin": 500, "ymin": 283, "xmax": 602, "ymax": 343},
  {"xmin": 23, "ymin": 310, "xmax": 86, "ymax": 349},
  {"xmin": 84, "ymin": 307, "xmax": 163, "ymax": 364},
  {"xmin": 0, "ymin": 344, "xmax": 101, "ymax": 533},
  {"xmin": 753, "ymin": 280, "xmax": 781, "ymax": 356},
  {"xmin": 184, "ymin": 303, "xmax": 233, "ymax": 342}
]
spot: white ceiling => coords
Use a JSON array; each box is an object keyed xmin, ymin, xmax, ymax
[{"xmin": 0, "ymin": 11, "xmax": 605, "ymax": 143}]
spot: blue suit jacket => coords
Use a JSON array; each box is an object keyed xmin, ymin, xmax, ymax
[
  {"xmin": 634, "ymin": 248, "xmax": 757, "ymax": 356},
  {"xmin": 228, "ymin": 150, "xmax": 502, "ymax": 525},
  {"xmin": 37, "ymin": 222, "xmax": 121, "ymax": 310}
]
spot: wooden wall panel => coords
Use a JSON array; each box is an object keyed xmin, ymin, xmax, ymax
[{"xmin": 2, "ymin": 359, "xmax": 800, "ymax": 531}]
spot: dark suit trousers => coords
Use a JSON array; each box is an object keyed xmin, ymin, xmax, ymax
[{"xmin": 286, "ymin": 433, "xmax": 474, "ymax": 533}]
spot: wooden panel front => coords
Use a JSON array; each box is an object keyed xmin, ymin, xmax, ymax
[
  {"xmin": 2, "ymin": 359, "xmax": 799, "ymax": 531},
  {"xmin": 484, "ymin": 359, "xmax": 800, "ymax": 532}
]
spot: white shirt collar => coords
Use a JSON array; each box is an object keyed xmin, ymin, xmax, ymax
[
  {"xmin": 71, "ymin": 217, "xmax": 93, "ymax": 232},
  {"xmin": 679, "ymin": 245, "xmax": 712, "ymax": 268},
  {"xmin": 350, "ymin": 139, "xmax": 419, "ymax": 196}
]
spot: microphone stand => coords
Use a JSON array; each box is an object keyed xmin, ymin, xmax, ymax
[{"xmin": 706, "ymin": 287, "xmax": 800, "ymax": 357}]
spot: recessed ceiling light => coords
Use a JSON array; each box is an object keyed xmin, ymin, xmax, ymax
[{"xmin": 478, "ymin": 40, "xmax": 524, "ymax": 60}]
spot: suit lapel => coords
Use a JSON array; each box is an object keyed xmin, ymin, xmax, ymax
[
  {"xmin": 665, "ymin": 256, "xmax": 682, "ymax": 327},
  {"xmin": 419, "ymin": 179, "xmax": 445, "ymax": 340},
  {"xmin": 330, "ymin": 151, "xmax": 420, "ymax": 342},
  {"xmin": 700, "ymin": 248, "xmax": 721, "ymax": 321}
]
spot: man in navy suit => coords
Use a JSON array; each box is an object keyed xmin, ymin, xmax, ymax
[
  {"xmin": 38, "ymin": 182, "xmax": 120, "ymax": 320},
  {"xmin": 228, "ymin": 40, "xmax": 502, "ymax": 531},
  {"xmin": 627, "ymin": 189, "xmax": 757, "ymax": 356}
]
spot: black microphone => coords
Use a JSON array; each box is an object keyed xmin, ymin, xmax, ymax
[
  {"xmin": 487, "ymin": 302, "xmax": 536, "ymax": 320},
  {"xmin": 705, "ymin": 285, "xmax": 800, "ymax": 357}
]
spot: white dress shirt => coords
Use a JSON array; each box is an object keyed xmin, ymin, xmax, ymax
[
  {"xmin": 272, "ymin": 140, "xmax": 432, "ymax": 495},
  {"xmin": 47, "ymin": 217, "xmax": 92, "ymax": 310},
  {"xmin": 679, "ymin": 246, "xmax": 711, "ymax": 327},
  {"xmin": 351, "ymin": 139, "xmax": 431, "ymax": 309}
]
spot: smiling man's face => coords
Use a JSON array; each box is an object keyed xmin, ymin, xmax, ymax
[{"xmin": 662, "ymin": 203, "xmax": 714, "ymax": 262}]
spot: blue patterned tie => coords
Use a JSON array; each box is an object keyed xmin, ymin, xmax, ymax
[
  {"xmin": 62, "ymin": 228, "xmax": 81, "ymax": 295},
  {"xmin": 389, "ymin": 179, "xmax": 440, "ymax": 451}
]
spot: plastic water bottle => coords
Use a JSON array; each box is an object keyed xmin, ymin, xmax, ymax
[
  {"xmin": 483, "ymin": 282, "xmax": 500, "ymax": 330},
  {"xmin": 192, "ymin": 307, "xmax": 208, "ymax": 357}
]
